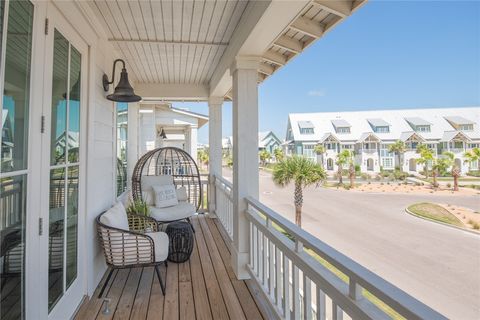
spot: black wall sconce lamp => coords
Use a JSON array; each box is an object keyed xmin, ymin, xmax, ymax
[
  {"xmin": 103, "ymin": 59, "xmax": 142, "ymax": 102},
  {"xmin": 158, "ymin": 128, "xmax": 167, "ymax": 139}
]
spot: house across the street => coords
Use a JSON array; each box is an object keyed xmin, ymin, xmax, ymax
[{"xmin": 285, "ymin": 107, "xmax": 480, "ymax": 174}]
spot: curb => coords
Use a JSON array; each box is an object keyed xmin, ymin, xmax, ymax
[{"xmin": 405, "ymin": 207, "xmax": 480, "ymax": 236}]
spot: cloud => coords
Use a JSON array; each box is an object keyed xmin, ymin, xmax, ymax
[{"xmin": 308, "ymin": 89, "xmax": 326, "ymax": 97}]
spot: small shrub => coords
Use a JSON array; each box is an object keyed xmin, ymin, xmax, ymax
[
  {"xmin": 466, "ymin": 170, "xmax": 480, "ymax": 177},
  {"xmin": 368, "ymin": 181, "xmax": 371, "ymax": 185},
  {"xmin": 446, "ymin": 183, "xmax": 451, "ymax": 188},
  {"xmin": 380, "ymin": 182, "xmax": 384, "ymax": 185},
  {"xmin": 375, "ymin": 175, "xmax": 382, "ymax": 181}
]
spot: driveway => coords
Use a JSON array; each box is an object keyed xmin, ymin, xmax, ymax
[{"xmin": 223, "ymin": 168, "xmax": 480, "ymax": 319}]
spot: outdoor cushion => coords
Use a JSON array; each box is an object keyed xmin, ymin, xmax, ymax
[
  {"xmin": 149, "ymin": 202, "xmax": 196, "ymax": 222},
  {"xmin": 142, "ymin": 175, "xmax": 174, "ymax": 205},
  {"xmin": 147, "ymin": 231, "xmax": 169, "ymax": 262},
  {"xmin": 100, "ymin": 202, "xmax": 129, "ymax": 230},
  {"xmin": 153, "ymin": 184, "xmax": 178, "ymax": 208},
  {"xmin": 176, "ymin": 186, "xmax": 188, "ymax": 201}
]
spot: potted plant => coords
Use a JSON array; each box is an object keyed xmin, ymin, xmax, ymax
[{"xmin": 126, "ymin": 198, "xmax": 150, "ymax": 216}]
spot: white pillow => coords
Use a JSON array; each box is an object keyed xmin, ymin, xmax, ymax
[
  {"xmin": 141, "ymin": 175, "xmax": 174, "ymax": 205},
  {"xmin": 100, "ymin": 202, "xmax": 129, "ymax": 230},
  {"xmin": 142, "ymin": 191, "xmax": 154, "ymax": 206},
  {"xmin": 152, "ymin": 184, "xmax": 178, "ymax": 208},
  {"xmin": 176, "ymin": 186, "xmax": 188, "ymax": 201}
]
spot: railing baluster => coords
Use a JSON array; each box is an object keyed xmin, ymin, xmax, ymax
[
  {"xmin": 293, "ymin": 264, "xmax": 300, "ymax": 319},
  {"xmin": 283, "ymin": 254, "xmax": 291, "ymax": 320},
  {"xmin": 257, "ymin": 228, "xmax": 262, "ymax": 278},
  {"xmin": 316, "ymin": 286, "xmax": 326, "ymax": 320},
  {"xmin": 332, "ymin": 302, "xmax": 343, "ymax": 320},
  {"xmin": 304, "ymin": 275, "xmax": 312, "ymax": 320},
  {"xmin": 275, "ymin": 247, "xmax": 282, "ymax": 307},
  {"xmin": 269, "ymin": 236, "xmax": 275, "ymax": 299},
  {"xmin": 263, "ymin": 233, "xmax": 268, "ymax": 287}
]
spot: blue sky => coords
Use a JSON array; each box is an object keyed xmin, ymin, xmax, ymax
[{"xmin": 173, "ymin": 0, "xmax": 480, "ymax": 144}]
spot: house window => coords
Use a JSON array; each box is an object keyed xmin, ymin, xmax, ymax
[
  {"xmin": 382, "ymin": 158, "xmax": 393, "ymax": 169},
  {"xmin": 459, "ymin": 124, "xmax": 473, "ymax": 131},
  {"xmin": 416, "ymin": 125, "xmax": 431, "ymax": 132},
  {"xmin": 116, "ymin": 103, "xmax": 128, "ymax": 196},
  {"xmin": 325, "ymin": 143, "xmax": 336, "ymax": 150},
  {"xmin": 303, "ymin": 145, "xmax": 315, "ymax": 160},
  {"xmin": 374, "ymin": 126, "xmax": 390, "ymax": 133},
  {"xmin": 341, "ymin": 144, "xmax": 353, "ymax": 150},
  {"xmin": 336, "ymin": 127, "xmax": 350, "ymax": 134},
  {"xmin": 300, "ymin": 127, "xmax": 314, "ymax": 134}
]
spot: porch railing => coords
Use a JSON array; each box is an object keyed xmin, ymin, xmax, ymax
[
  {"xmin": 0, "ymin": 179, "xmax": 23, "ymax": 231},
  {"xmin": 244, "ymin": 197, "xmax": 446, "ymax": 320},
  {"xmin": 213, "ymin": 175, "xmax": 233, "ymax": 240}
]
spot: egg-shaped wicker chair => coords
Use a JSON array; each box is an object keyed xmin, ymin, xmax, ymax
[{"xmin": 132, "ymin": 147, "xmax": 202, "ymax": 226}]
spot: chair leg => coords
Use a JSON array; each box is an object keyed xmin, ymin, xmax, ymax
[
  {"xmin": 187, "ymin": 217, "xmax": 195, "ymax": 233},
  {"xmin": 98, "ymin": 268, "xmax": 114, "ymax": 298},
  {"xmin": 155, "ymin": 264, "xmax": 166, "ymax": 295}
]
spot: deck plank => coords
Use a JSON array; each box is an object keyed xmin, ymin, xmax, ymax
[
  {"xmin": 198, "ymin": 215, "xmax": 246, "ymax": 320},
  {"xmin": 146, "ymin": 265, "xmax": 165, "ymax": 320},
  {"xmin": 112, "ymin": 268, "xmax": 142, "ymax": 319},
  {"xmin": 130, "ymin": 267, "xmax": 154, "ymax": 320},
  {"xmin": 162, "ymin": 262, "xmax": 179, "ymax": 319},
  {"xmin": 189, "ymin": 226, "xmax": 214, "ymax": 320},
  {"xmin": 96, "ymin": 269, "xmax": 130, "ymax": 320},
  {"xmin": 191, "ymin": 217, "xmax": 230, "ymax": 320}
]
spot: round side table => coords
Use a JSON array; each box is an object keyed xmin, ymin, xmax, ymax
[{"xmin": 165, "ymin": 221, "xmax": 194, "ymax": 263}]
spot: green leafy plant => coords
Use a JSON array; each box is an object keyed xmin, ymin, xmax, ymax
[
  {"xmin": 126, "ymin": 198, "xmax": 150, "ymax": 216},
  {"xmin": 388, "ymin": 140, "xmax": 406, "ymax": 172},
  {"xmin": 259, "ymin": 149, "xmax": 272, "ymax": 167}
]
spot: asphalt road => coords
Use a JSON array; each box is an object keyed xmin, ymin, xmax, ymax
[{"xmin": 223, "ymin": 169, "xmax": 480, "ymax": 319}]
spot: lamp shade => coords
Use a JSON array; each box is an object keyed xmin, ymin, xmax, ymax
[{"xmin": 105, "ymin": 68, "xmax": 141, "ymax": 102}]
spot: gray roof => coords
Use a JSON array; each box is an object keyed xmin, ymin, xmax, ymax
[
  {"xmin": 298, "ymin": 121, "xmax": 314, "ymax": 129},
  {"xmin": 405, "ymin": 117, "xmax": 432, "ymax": 126},
  {"xmin": 444, "ymin": 116, "xmax": 475, "ymax": 125},
  {"xmin": 357, "ymin": 132, "xmax": 380, "ymax": 143},
  {"xmin": 367, "ymin": 118, "xmax": 390, "ymax": 127},
  {"xmin": 441, "ymin": 131, "xmax": 471, "ymax": 142},
  {"xmin": 399, "ymin": 131, "xmax": 425, "ymax": 142},
  {"xmin": 331, "ymin": 119, "xmax": 351, "ymax": 128},
  {"xmin": 318, "ymin": 132, "xmax": 338, "ymax": 143}
]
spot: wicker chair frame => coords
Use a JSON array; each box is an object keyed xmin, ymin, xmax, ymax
[
  {"xmin": 96, "ymin": 212, "xmax": 167, "ymax": 297},
  {"xmin": 131, "ymin": 147, "xmax": 203, "ymax": 220}
]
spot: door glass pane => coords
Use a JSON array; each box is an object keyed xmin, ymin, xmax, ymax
[
  {"xmin": 116, "ymin": 103, "xmax": 128, "ymax": 196},
  {"xmin": 50, "ymin": 30, "xmax": 69, "ymax": 166},
  {"xmin": 1, "ymin": 0, "xmax": 34, "ymax": 173},
  {"xmin": 66, "ymin": 166, "xmax": 78, "ymax": 288},
  {"xmin": 67, "ymin": 48, "xmax": 81, "ymax": 164},
  {"xmin": 0, "ymin": 175, "xmax": 27, "ymax": 320},
  {"xmin": 48, "ymin": 168, "xmax": 65, "ymax": 310}
]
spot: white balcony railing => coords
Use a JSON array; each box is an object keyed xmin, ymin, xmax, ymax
[
  {"xmin": 214, "ymin": 175, "xmax": 234, "ymax": 240},
  {"xmin": 244, "ymin": 197, "xmax": 446, "ymax": 320}
]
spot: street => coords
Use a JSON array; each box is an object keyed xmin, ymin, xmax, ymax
[{"xmin": 223, "ymin": 168, "xmax": 480, "ymax": 319}]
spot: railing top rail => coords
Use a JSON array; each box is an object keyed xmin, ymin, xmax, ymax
[
  {"xmin": 245, "ymin": 196, "xmax": 447, "ymax": 320},
  {"xmin": 214, "ymin": 174, "xmax": 233, "ymax": 189}
]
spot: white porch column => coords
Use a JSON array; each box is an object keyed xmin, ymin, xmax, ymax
[
  {"xmin": 208, "ymin": 97, "xmax": 224, "ymax": 214},
  {"xmin": 138, "ymin": 106, "xmax": 156, "ymax": 154},
  {"xmin": 231, "ymin": 56, "xmax": 260, "ymax": 279},
  {"xmin": 188, "ymin": 125, "xmax": 198, "ymax": 163}
]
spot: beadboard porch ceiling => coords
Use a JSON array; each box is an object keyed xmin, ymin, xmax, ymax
[{"xmin": 78, "ymin": 0, "xmax": 367, "ymax": 99}]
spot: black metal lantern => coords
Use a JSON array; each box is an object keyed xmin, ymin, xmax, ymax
[
  {"xmin": 103, "ymin": 59, "xmax": 141, "ymax": 103},
  {"xmin": 159, "ymin": 128, "xmax": 167, "ymax": 139}
]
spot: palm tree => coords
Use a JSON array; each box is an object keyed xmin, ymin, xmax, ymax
[
  {"xmin": 416, "ymin": 144, "xmax": 434, "ymax": 179},
  {"xmin": 348, "ymin": 151, "xmax": 356, "ymax": 188},
  {"xmin": 442, "ymin": 151, "xmax": 459, "ymax": 191},
  {"xmin": 388, "ymin": 140, "xmax": 406, "ymax": 172},
  {"xmin": 464, "ymin": 147, "xmax": 480, "ymax": 172},
  {"xmin": 336, "ymin": 150, "xmax": 352, "ymax": 185},
  {"xmin": 259, "ymin": 149, "xmax": 271, "ymax": 167},
  {"xmin": 273, "ymin": 148, "xmax": 285, "ymax": 162},
  {"xmin": 273, "ymin": 156, "xmax": 326, "ymax": 227},
  {"xmin": 314, "ymin": 144, "xmax": 326, "ymax": 167}
]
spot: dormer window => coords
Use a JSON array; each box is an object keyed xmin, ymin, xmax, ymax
[
  {"xmin": 367, "ymin": 118, "xmax": 390, "ymax": 133},
  {"xmin": 444, "ymin": 116, "xmax": 475, "ymax": 131},
  {"xmin": 331, "ymin": 119, "xmax": 351, "ymax": 134},
  {"xmin": 405, "ymin": 117, "xmax": 432, "ymax": 133},
  {"xmin": 298, "ymin": 121, "xmax": 314, "ymax": 134}
]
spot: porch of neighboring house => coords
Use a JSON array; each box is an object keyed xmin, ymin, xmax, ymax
[{"xmin": 74, "ymin": 215, "xmax": 265, "ymax": 320}]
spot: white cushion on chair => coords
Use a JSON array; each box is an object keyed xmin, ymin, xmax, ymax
[
  {"xmin": 176, "ymin": 186, "xmax": 188, "ymax": 201},
  {"xmin": 147, "ymin": 231, "xmax": 169, "ymax": 262},
  {"xmin": 141, "ymin": 175, "xmax": 174, "ymax": 205},
  {"xmin": 100, "ymin": 202, "xmax": 129, "ymax": 230},
  {"xmin": 149, "ymin": 202, "xmax": 196, "ymax": 222}
]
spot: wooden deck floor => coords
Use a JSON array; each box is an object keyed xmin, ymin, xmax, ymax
[{"xmin": 75, "ymin": 215, "xmax": 264, "ymax": 320}]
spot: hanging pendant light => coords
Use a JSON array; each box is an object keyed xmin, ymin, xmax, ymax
[
  {"xmin": 159, "ymin": 129, "xmax": 167, "ymax": 139},
  {"xmin": 103, "ymin": 59, "xmax": 142, "ymax": 103}
]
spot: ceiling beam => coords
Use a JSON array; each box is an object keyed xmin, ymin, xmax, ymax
[
  {"xmin": 274, "ymin": 35, "xmax": 303, "ymax": 54},
  {"xmin": 262, "ymin": 50, "xmax": 287, "ymax": 66},
  {"xmin": 259, "ymin": 62, "xmax": 275, "ymax": 76},
  {"xmin": 312, "ymin": 0, "xmax": 352, "ymax": 18},
  {"xmin": 290, "ymin": 16, "xmax": 324, "ymax": 38},
  {"xmin": 135, "ymin": 83, "xmax": 210, "ymax": 101},
  {"xmin": 108, "ymin": 38, "xmax": 229, "ymax": 46}
]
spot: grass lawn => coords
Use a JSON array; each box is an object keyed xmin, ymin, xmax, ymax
[{"xmin": 407, "ymin": 203, "xmax": 464, "ymax": 227}]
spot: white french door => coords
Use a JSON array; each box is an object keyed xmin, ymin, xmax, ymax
[{"xmin": 38, "ymin": 4, "xmax": 88, "ymax": 320}]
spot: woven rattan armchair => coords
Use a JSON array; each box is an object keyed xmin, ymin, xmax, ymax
[{"xmin": 96, "ymin": 212, "xmax": 168, "ymax": 297}]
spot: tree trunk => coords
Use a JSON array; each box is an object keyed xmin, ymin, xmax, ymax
[
  {"xmin": 338, "ymin": 164, "xmax": 343, "ymax": 184},
  {"xmin": 398, "ymin": 153, "xmax": 402, "ymax": 172},
  {"xmin": 432, "ymin": 170, "xmax": 438, "ymax": 188},
  {"xmin": 349, "ymin": 164, "xmax": 355, "ymax": 188},
  {"xmin": 452, "ymin": 167, "xmax": 460, "ymax": 191},
  {"xmin": 294, "ymin": 182, "xmax": 303, "ymax": 227}
]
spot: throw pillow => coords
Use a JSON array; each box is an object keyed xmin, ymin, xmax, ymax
[
  {"xmin": 153, "ymin": 184, "xmax": 178, "ymax": 208},
  {"xmin": 176, "ymin": 186, "xmax": 188, "ymax": 201},
  {"xmin": 100, "ymin": 202, "xmax": 129, "ymax": 230}
]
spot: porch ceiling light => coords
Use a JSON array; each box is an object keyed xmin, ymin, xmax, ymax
[{"xmin": 103, "ymin": 59, "xmax": 141, "ymax": 103}]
